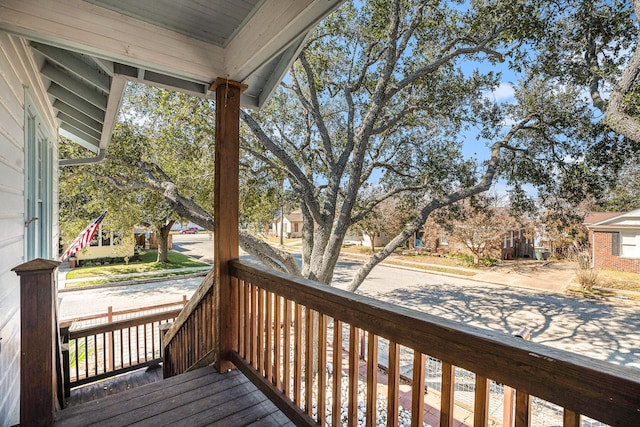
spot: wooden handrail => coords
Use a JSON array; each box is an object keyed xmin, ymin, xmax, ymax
[
  {"xmin": 68, "ymin": 310, "xmax": 182, "ymax": 339},
  {"xmin": 229, "ymin": 258, "xmax": 640, "ymax": 427},
  {"xmin": 60, "ymin": 296, "xmax": 187, "ymax": 324},
  {"xmin": 162, "ymin": 268, "xmax": 216, "ymax": 377},
  {"xmin": 163, "ymin": 269, "xmax": 214, "ymax": 346}
]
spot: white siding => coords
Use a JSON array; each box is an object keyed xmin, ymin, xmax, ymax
[{"xmin": 0, "ymin": 32, "xmax": 58, "ymax": 427}]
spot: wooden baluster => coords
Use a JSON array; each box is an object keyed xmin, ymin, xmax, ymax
[
  {"xmin": 284, "ymin": 299, "xmax": 292, "ymax": 395},
  {"xmin": 294, "ymin": 303, "xmax": 303, "ymax": 405},
  {"xmin": 305, "ymin": 308, "xmax": 314, "ymax": 416},
  {"xmin": 266, "ymin": 291, "xmax": 273, "ymax": 383},
  {"xmin": 128, "ymin": 326, "xmax": 133, "ymax": 367},
  {"xmin": 387, "ymin": 341, "xmax": 400, "ymax": 427},
  {"xmin": 119, "ymin": 329, "xmax": 124, "ymax": 369},
  {"xmin": 244, "ymin": 282, "xmax": 250, "ymax": 360},
  {"xmin": 251, "ymin": 284, "xmax": 258, "ymax": 368},
  {"xmin": 349, "ymin": 325, "xmax": 359, "ymax": 427},
  {"xmin": 257, "ymin": 287, "xmax": 265, "ymax": 375},
  {"xmin": 274, "ymin": 295, "xmax": 282, "ymax": 389},
  {"xmin": 237, "ymin": 280, "xmax": 246, "ymax": 359},
  {"xmin": 85, "ymin": 337, "xmax": 90, "ymax": 378},
  {"xmin": 237, "ymin": 280, "xmax": 245, "ymax": 357},
  {"xmin": 143, "ymin": 323, "xmax": 148, "ymax": 362},
  {"xmin": 107, "ymin": 306, "xmax": 113, "ymax": 371},
  {"xmin": 515, "ymin": 389, "xmax": 530, "ymax": 427},
  {"xmin": 411, "ymin": 352, "xmax": 426, "ymax": 427},
  {"xmin": 563, "ymin": 409, "xmax": 581, "ymax": 427},
  {"xmin": 474, "ymin": 375, "xmax": 490, "ymax": 427},
  {"xmin": 503, "ymin": 385, "xmax": 514, "ymax": 426},
  {"xmin": 318, "ymin": 314, "xmax": 327, "ymax": 426},
  {"xmin": 440, "ymin": 362, "xmax": 455, "ymax": 427},
  {"xmin": 332, "ymin": 319, "xmax": 343, "ymax": 427},
  {"xmin": 366, "ymin": 333, "xmax": 378, "ymax": 427}
]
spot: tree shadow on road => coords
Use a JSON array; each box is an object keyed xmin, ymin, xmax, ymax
[{"xmin": 359, "ymin": 282, "xmax": 640, "ymax": 368}]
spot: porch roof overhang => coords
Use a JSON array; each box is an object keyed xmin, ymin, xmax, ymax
[{"xmin": 0, "ymin": 0, "xmax": 343, "ymax": 162}]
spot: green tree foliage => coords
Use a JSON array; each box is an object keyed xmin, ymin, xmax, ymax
[
  {"xmin": 241, "ymin": 0, "xmax": 631, "ymax": 290},
  {"xmin": 60, "ymin": 0, "xmax": 640, "ymax": 291}
]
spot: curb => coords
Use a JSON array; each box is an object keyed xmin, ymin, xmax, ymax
[{"xmin": 59, "ymin": 271, "xmax": 208, "ymax": 293}]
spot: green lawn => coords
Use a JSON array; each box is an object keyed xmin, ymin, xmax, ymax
[{"xmin": 66, "ymin": 250, "xmax": 209, "ymax": 279}]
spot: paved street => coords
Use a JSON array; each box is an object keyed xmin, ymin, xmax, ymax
[
  {"xmin": 58, "ymin": 275, "xmax": 204, "ymax": 319},
  {"xmin": 59, "ymin": 235, "xmax": 640, "ymax": 369},
  {"xmin": 332, "ymin": 261, "xmax": 640, "ymax": 369}
]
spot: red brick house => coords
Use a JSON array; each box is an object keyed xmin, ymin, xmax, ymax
[{"xmin": 585, "ymin": 209, "xmax": 640, "ymax": 273}]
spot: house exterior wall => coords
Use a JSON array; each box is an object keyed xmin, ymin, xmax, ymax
[
  {"xmin": 591, "ymin": 230, "xmax": 640, "ymax": 273},
  {"xmin": 502, "ymin": 228, "xmax": 535, "ymax": 260},
  {"xmin": 362, "ymin": 232, "xmax": 393, "ymax": 248},
  {"xmin": 272, "ymin": 218, "xmax": 304, "ymax": 238},
  {"xmin": 273, "ymin": 217, "xmax": 291, "ymax": 237},
  {"xmin": 0, "ymin": 33, "xmax": 58, "ymax": 426}
]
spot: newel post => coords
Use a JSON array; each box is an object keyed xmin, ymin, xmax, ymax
[
  {"xmin": 13, "ymin": 258, "xmax": 61, "ymax": 427},
  {"xmin": 211, "ymin": 78, "xmax": 247, "ymax": 372}
]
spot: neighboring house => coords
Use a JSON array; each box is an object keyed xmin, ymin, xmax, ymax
[
  {"xmin": 585, "ymin": 209, "xmax": 640, "ymax": 273},
  {"xmin": 272, "ymin": 210, "xmax": 304, "ymax": 238},
  {"xmin": 502, "ymin": 227, "xmax": 535, "ymax": 260},
  {"xmin": 362, "ymin": 231, "xmax": 393, "ymax": 248},
  {"xmin": 73, "ymin": 226, "xmax": 135, "ymax": 264},
  {"xmin": 0, "ymin": 1, "xmax": 341, "ymax": 424}
]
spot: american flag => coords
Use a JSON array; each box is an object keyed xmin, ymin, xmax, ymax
[{"xmin": 60, "ymin": 211, "xmax": 107, "ymax": 261}]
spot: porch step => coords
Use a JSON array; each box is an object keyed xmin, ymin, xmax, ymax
[{"xmin": 55, "ymin": 367, "xmax": 294, "ymax": 426}]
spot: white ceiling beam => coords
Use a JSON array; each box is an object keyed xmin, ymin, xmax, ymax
[
  {"xmin": 53, "ymin": 100, "xmax": 102, "ymax": 133},
  {"xmin": 59, "ymin": 123, "xmax": 100, "ymax": 151},
  {"xmin": 41, "ymin": 63, "xmax": 107, "ymax": 109},
  {"xmin": 31, "ymin": 42, "xmax": 110, "ymax": 93},
  {"xmin": 0, "ymin": 0, "xmax": 225, "ymax": 85},
  {"xmin": 58, "ymin": 112, "xmax": 102, "ymax": 140},
  {"xmin": 48, "ymin": 83, "xmax": 105, "ymax": 123}
]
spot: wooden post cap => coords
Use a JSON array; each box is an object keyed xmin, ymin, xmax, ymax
[{"xmin": 12, "ymin": 258, "xmax": 60, "ymax": 275}]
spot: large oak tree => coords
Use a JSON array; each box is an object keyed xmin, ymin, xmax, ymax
[{"xmin": 62, "ymin": 0, "xmax": 640, "ymax": 292}]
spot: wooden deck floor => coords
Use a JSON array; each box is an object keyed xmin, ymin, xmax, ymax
[
  {"xmin": 66, "ymin": 365, "xmax": 165, "ymax": 407},
  {"xmin": 55, "ymin": 367, "xmax": 294, "ymax": 426}
]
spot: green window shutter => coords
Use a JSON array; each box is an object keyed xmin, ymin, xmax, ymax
[{"xmin": 612, "ymin": 232, "xmax": 620, "ymax": 256}]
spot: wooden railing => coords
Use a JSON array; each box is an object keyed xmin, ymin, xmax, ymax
[
  {"xmin": 60, "ymin": 296, "xmax": 188, "ymax": 326},
  {"xmin": 162, "ymin": 269, "xmax": 216, "ymax": 378},
  {"xmin": 63, "ymin": 308, "xmax": 180, "ymax": 388},
  {"xmin": 229, "ymin": 259, "xmax": 640, "ymax": 427}
]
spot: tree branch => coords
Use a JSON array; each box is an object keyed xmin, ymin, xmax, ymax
[{"xmin": 605, "ymin": 0, "xmax": 640, "ymax": 143}]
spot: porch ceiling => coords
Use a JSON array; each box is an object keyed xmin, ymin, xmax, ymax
[{"xmin": 0, "ymin": 0, "xmax": 343, "ymax": 159}]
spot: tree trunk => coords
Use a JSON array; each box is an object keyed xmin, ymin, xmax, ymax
[
  {"xmin": 156, "ymin": 220, "xmax": 175, "ymax": 263},
  {"xmin": 369, "ymin": 234, "xmax": 376, "ymax": 253}
]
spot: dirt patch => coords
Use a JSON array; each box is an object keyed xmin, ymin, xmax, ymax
[{"xmin": 487, "ymin": 259, "xmax": 576, "ymax": 276}]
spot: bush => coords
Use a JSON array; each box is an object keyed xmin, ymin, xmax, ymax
[
  {"xmin": 567, "ymin": 246, "xmax": 599, "ymax": 290},
  {"xmin": 575, "ymin": 268, "xmax": 600, "ymax": 290},
  {"xmin": 446, "ymin": 253, "xmax": 475, "ymax": 267},
  {"xmin": 481, "ymin": 257, "xmax": 499, "ymax": 266}
]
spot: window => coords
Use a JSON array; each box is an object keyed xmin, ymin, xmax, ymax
[
  {"xmin": 25, "ymin": 92, "xmax": 53, "ymax": 260},
  {"xmin": 620, "ymin": 233, "xmax": 640, "ymax": 258},
  {"xmin": 101, "ymin": 230, "xmax": 112, "ymax": 247}
]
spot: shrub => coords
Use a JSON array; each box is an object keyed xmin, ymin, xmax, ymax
[
  {"xmin": 481, "ymin": 257, "xmax": 499, "ymax": 266},
  {"xmin": 567, "ymin": 245, "xmax": 599, "ymax": 290},
  {"xmin": 447, "ymin": 253, "xmax": 475, "ymax": 267}
]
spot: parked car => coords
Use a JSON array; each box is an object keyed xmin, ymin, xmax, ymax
[{"xmin": 181, "ymin": 227, "xmax": 199, "ymax": 234}]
